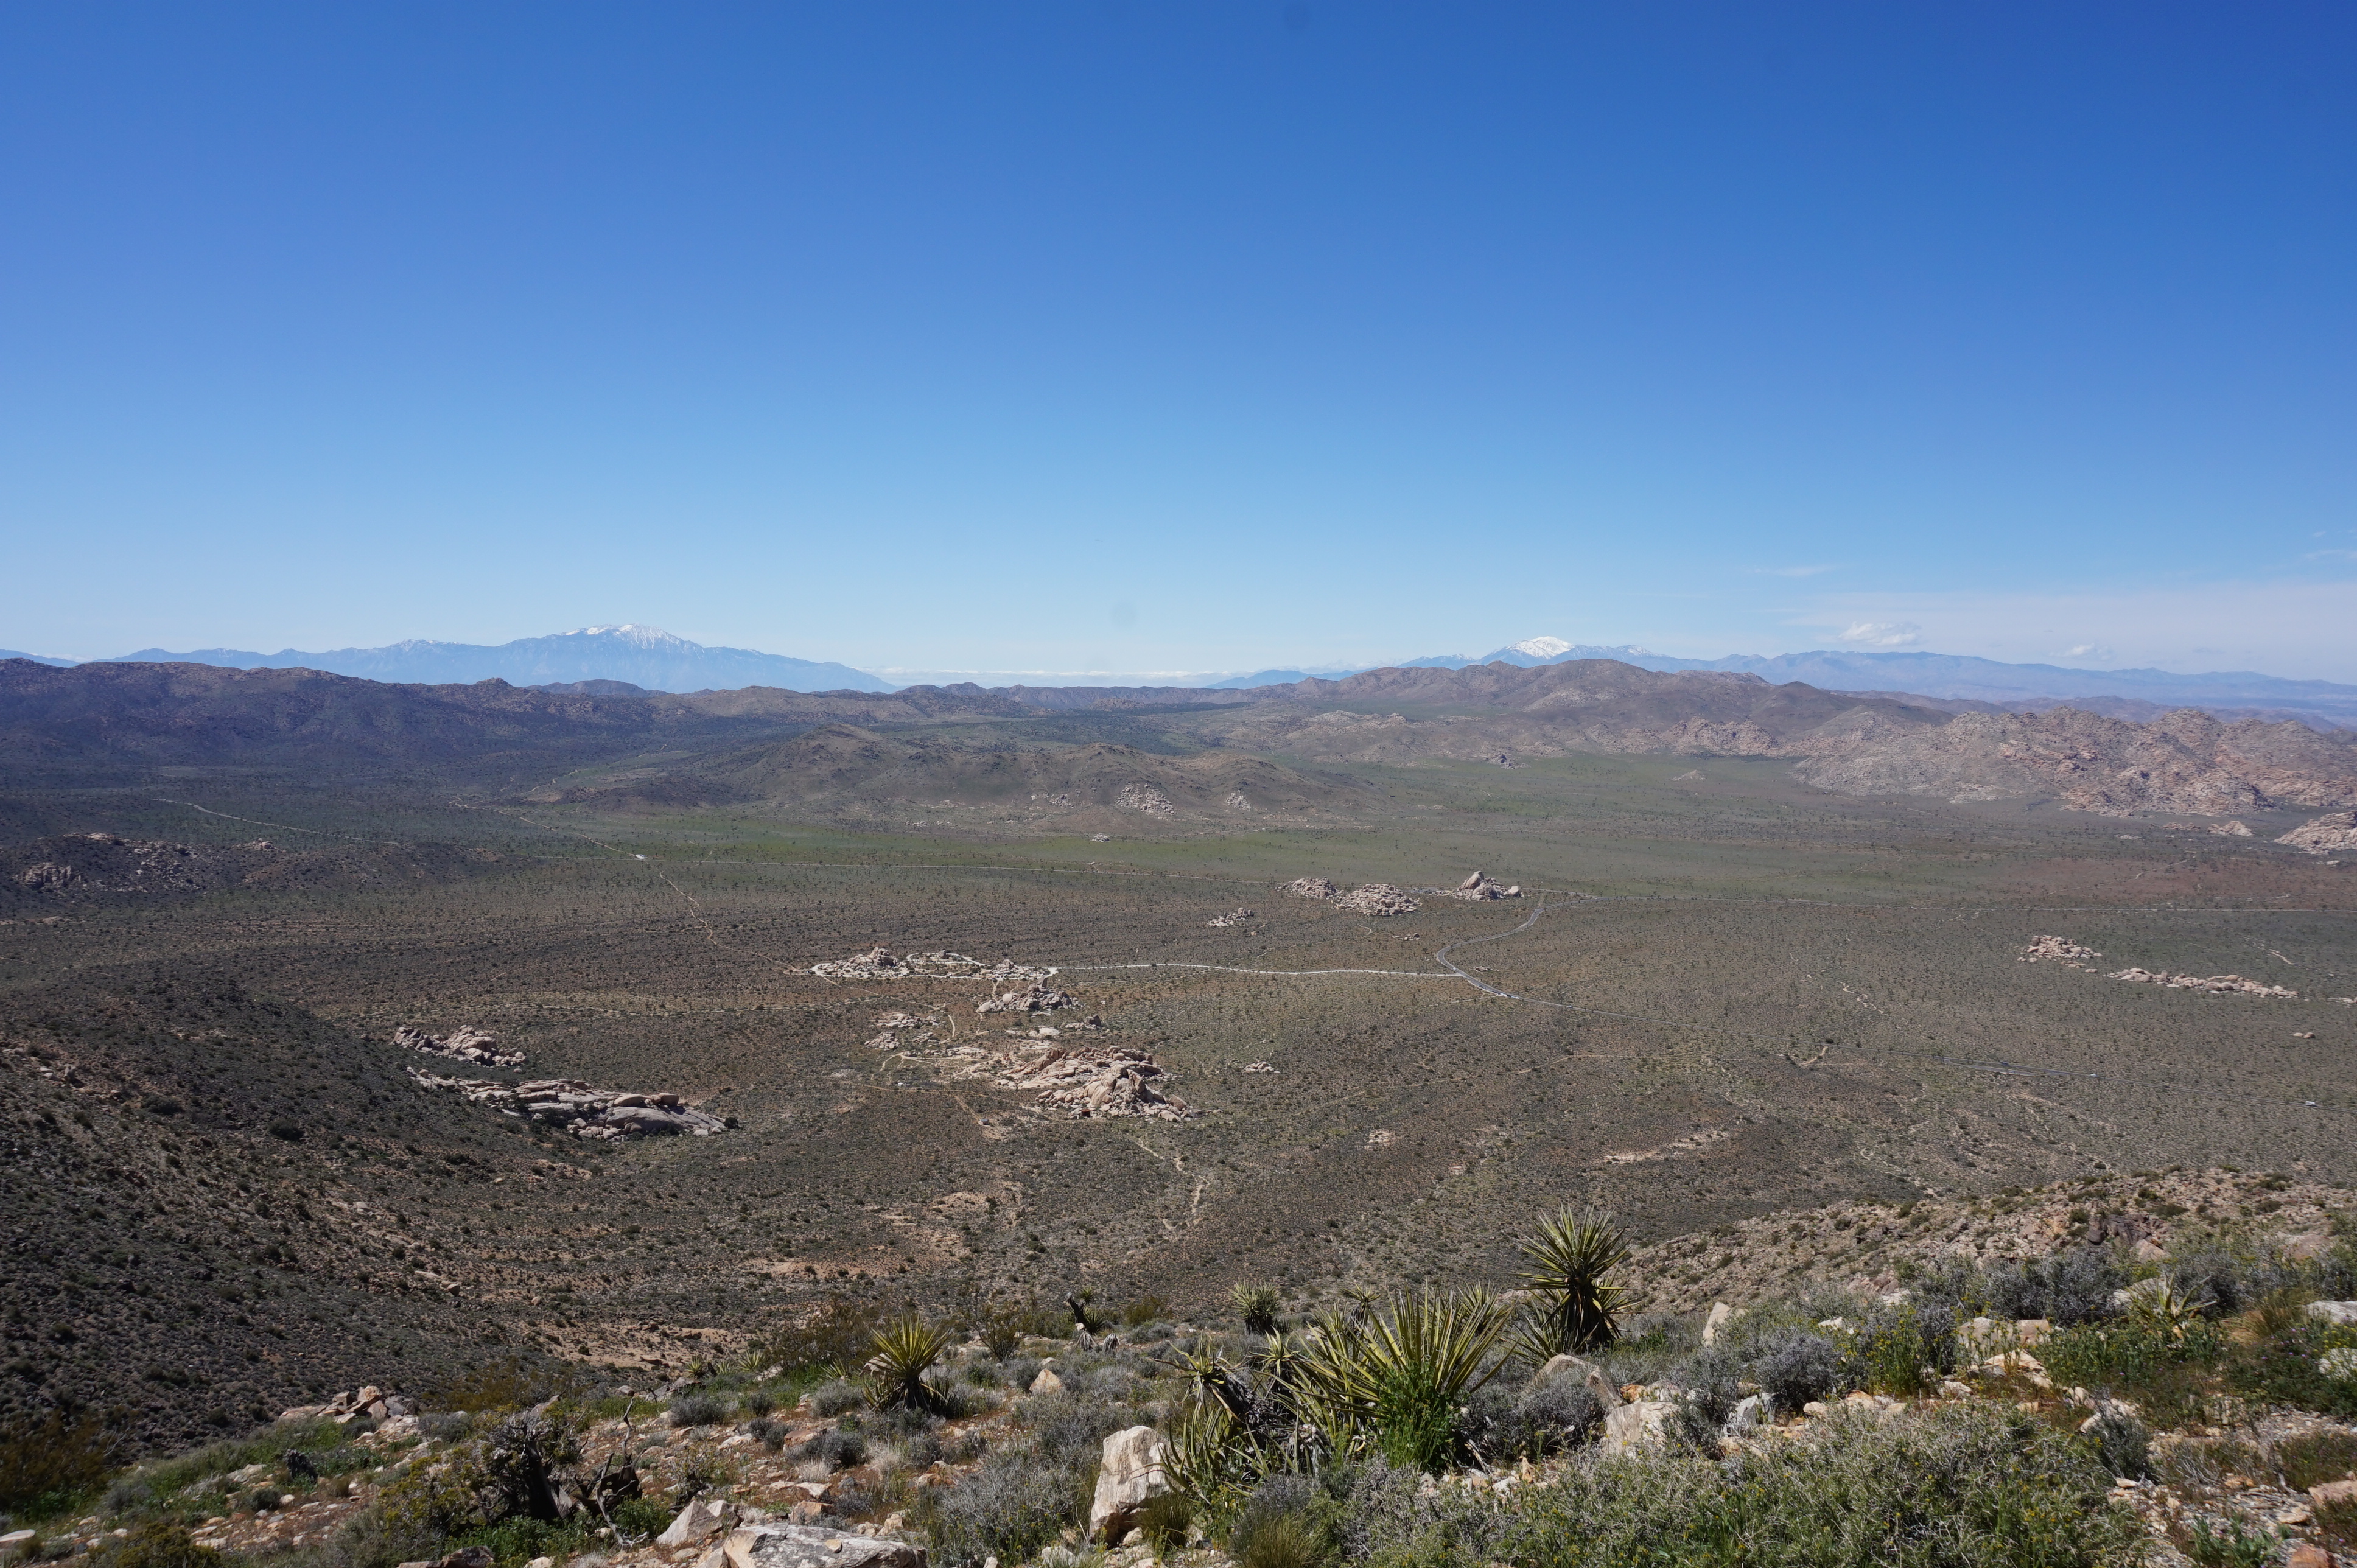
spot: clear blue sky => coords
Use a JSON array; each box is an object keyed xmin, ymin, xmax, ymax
[{"xmin": 4, "ymin": 3, "xmax": 2353, "ymax": 679}]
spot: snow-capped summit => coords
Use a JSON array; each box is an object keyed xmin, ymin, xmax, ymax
[
  {"xmin": 1509, "ymin": 635, "xmax": 1574, "ymax": 659},
  {"xmin": 567, "ymin": 625, "xmax": 694, "ymax": 650}
]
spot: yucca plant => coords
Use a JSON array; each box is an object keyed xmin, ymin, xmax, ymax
[
  {"xmin": 2126, "ymin": 1272, "xmax": 2215, "ymax": 1343},
  {"xmin": 1513, "ymin": 1205, "xmax": 1634, "ymax": 1362},
  {"xmin": 864, "ymin": 1314, "xmax": 956, "ymax": 1412},
  {"xmin": 1293, "ymin": 1287, "xmax": 1513, "ymax": 1471},
  {"xmin": 1232, "ymin": 1281, "xmax": 1284, "ymax": 1336}
]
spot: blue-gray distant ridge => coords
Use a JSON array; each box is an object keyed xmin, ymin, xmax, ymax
[
  {"xmin": 1385, "ymin": 642, "xmax": 2357, "ymax": 726},
  {"xmin": 100, "ymin": 625, "xmax": 892, "ymax": 695}
]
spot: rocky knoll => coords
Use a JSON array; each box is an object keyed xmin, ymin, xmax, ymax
[
  {"xmin": 2281, "ymin": 811, "xmax": 2357, "ymax": 854},
  {"xmin": 1791, "ymin": 704, "xmax": 2357, "ymax": 815}
]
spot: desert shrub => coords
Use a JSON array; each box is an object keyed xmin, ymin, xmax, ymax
[
  {"xmin": 808, "ymin": 1380, "xmax": 867, "ymax": 1418},
  {"xmin": 1000, "ymin": 1358, "xmax": 1044, "ymax": 1395},
  {"xmin": 375, "ymin": 1448, "xmax": 498, "ymax": 1540},
  {"xmin": 765, "ymin": 1293, "xmax": 891, "ymax": 1378},
  {"xmin": 1136, "ymin": 1491, "xmax": 1193, "ymax": 1552},
  {"xmin": 1752, "ymin": 1328, "xmax": 1847, "ymax": 1414},
  {"xmin": 84, "ymin": 1524, "xmax": 225, "ymax": 1568},
  {"xmin": 748, "ymin": 1418, "xmax": 785, "ymax": 1452},
  {"xmin": 1238, "ymin": 1510, "xmax": 1323, "ymax": 1568},
  {"xmin": 1231, "ymin": 1283, "xmax": 1284, "ymax": 1337},
  {"xmin": 2319, "ymin": 1496, "xmax": 2357, "ymax": 1559},
  {"xmin": 2224, "ymin": 1321, "xmax": 2357, "ymax": 1419},
  {"xmin": 2184, "ymin": 1518, "xmax": 2278, "ymax": 1567},
  {"xmin": 2272, "ymin": 1429, "xmax": 2357, "ymax": 1492},
  {"xmin": 872, "ymin": 1403, "xmax": 942, "ymax": 1439},
  {"xmin": 667, "ymin": 1393, "xmax": 728, "ymax": 1429},
  {"xmin": 1031, "ymin": 1398, "xmax": 1135, "ymax": 1468},
  {"xmin": 1122, "ymin": 1295, "xmax": 1168, "ymax": 1328},
  {"xmin": 1369, "ymin": 1403, "xmax": 2138, "ymax": 1568},
  {"xmin": 1228, "ymin": 1475, "xmax": 1323, "ymax": 1559},
  {"xmin": 428, "ymin": 1354, "xmax": 592, "ymax": 1415},
  {"xmin": 2045, "ymin": 1318, "xmax": 2229, "ymax": 1426},
  {"xmin": 1456, "ymin": 1379, "xmax": 1599, "ymax": 1463},
  {"xmin": 0, "ymin": 1409, "xmax": 122, "ymax": 1517},
  {"xmin": 1976, "ymin": 1246, "xmax": 2127, "ymax": 1326},
  {"xmin": 2085, "ymin": 1408, "xmax": 2150, "ymax": 1480},
  {"xmin": 740, "ymin": 1390, "xmax": 776, "ymax": 1418},
  {"xmin": 920, "ymin": 1458, "xmax": 1087, "ymax": 1568},
  {"xmin": 1856, "ymin": 1304, "xmax": 1948, "ymax": 1397},
  {"xmin": 795, "ymin": 1429, "xmax": 868, "ymax": 1470}
]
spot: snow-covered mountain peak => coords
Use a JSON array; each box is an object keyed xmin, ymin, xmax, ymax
[{"xmin": 1510, "ymin": 635, "xmax": 1574, "ymax": 658}]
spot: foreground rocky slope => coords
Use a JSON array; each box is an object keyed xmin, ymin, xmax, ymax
[{"xmin": 10, "ymin": 1172, "xmax": 2355, "ymax": 1568}]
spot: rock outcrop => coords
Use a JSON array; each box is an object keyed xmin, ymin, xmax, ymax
[
  {"xmin": 407, "ymin": 1071, "xmax": 732, "ymax": 1137},
  {"xmin": 2020, "ymin": 936, "xmax": 2101, "ymax": 964},
  {"xmin": 983, "ymin": 1045, "xmax": 1193, "ymax": 1121},
  {"xmin": 392, "ymin": 1024, "xmax": 524, "ymax": 1068},
  {"xmin": 1334, "ymin": 883, "xmax": 1420, "ymax": 916},
  {"xmin": 722, "ymin": 1524, "xmax": 922, "ymax": 1568},
  {"xmin": 2280, "ymin": 811, "xmax": 2357, "ymax": 854},
  {"xmin": 1282, "ymin": 877, "xmax": 1338, "ymax": 899},
  {"xmin": 1428, "ymin": 871, "xmax": 1519, "ymax": 901},
  {"xmin": 2109, "ymin": 968, "xmax": 2297, "ymax": 999}
]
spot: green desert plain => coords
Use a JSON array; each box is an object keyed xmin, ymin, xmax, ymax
[{"xmin": 4, "ymin": 658, "xmax": 2352, "ymax": 1455}]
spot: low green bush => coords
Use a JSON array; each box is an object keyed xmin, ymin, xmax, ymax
[
  {"xmin": 0, "ymin": 1410, "xmax": 121, "ymax": 1519},
  {"xmin": 1362, "ymin": 1404, "xmax": 2140, "ymax": 1568}
]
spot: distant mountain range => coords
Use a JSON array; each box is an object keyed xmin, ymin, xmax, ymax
[
  {"xmin": 1370, "ymin": 638, "xmax": 2357, "ymax": 728},
  {"xmin": 89, "ymin": 625, "xmax": 893, "ymax": 694},
  {"xmin": 6, "ymin": 626, "xmax": 2353, "ymax": 725}
]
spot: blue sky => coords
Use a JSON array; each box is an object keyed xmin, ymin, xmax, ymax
[{"xmin": 4, "ymin": 2, "xmax": 2353, "ymax": 680}]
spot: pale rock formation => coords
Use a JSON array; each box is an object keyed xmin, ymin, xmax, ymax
[
  {"xmin": 2280, "ymin": 811, "xmax": 2357, "ymax": 854},
  {"xmin": 407, "ymin": 1071, "xmax": 730, "ymax": 1138},
  {"xmin": 1087, "ymin": 1426, "xmax": 1169, "ymax": 1542},
  {"xmin": 2109, "ymin": 968, "xmax": 2297, "ymax": 998},
  {"xmin": 722, "ymin": 1525, "xmax": 922, "ymax": 1568},
  {"xmin": 392, "ymin": 1024, "xmax": 524, "ymax": 1068},
  {"xmin": 1334, "ymin": 883, "xmax": 1420, "ymax": 916}
]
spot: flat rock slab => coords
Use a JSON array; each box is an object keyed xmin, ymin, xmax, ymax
[{"xmin": 725, "ymin": 1525, "xmax": 925, "ymax": 1568}]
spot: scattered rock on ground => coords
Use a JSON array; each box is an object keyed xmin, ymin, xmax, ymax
[
  {"xmin": 1205, "ymin": 908, "xmax": 1255, "ymax": 927},
  {"xmin": 1283, "ymin": 877, "xmax": 1338, "ymax": 899}
]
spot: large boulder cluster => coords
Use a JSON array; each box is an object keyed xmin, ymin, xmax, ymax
[
  {"xmin": 391, "ymin": 1023, "xmax": 525, "ymax": 1067},
  {"xmin": 2109, "ymin": 967, "xmax": 2298, "ymax": 998},
  {"xmin": 988, "ymin": 1043, "xmax": 1193, "ymax": 1121},
  {"xmin": 406, "ymin": 1069, "xmax": 731, "ymax": 1137},
  {"xmin": 1334, "ymin": 883, "xmax": 1420, "ymax": 916}
]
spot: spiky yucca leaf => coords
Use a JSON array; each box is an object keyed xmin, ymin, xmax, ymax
[
  {"xmin": 864, "ymin": 1315, "xmax": 956, "ymax": 1411},
  {"xmin": 1514, "ymin": 1206, "xmax": 1634, "ymax": 1360},
  {"xmin": 2126, "ymin": 1272, "xmax": 2215, "ymax": 1342},
  {"xmin": 1231, "ymin": 1281, "xmax": 1284, "ymax": 1335},
  {"xmin": 1290, "ymin": 1287, "xmax": 1513, "ymax": 1471}
]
